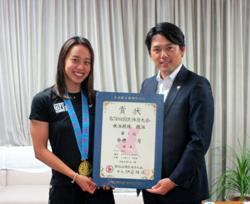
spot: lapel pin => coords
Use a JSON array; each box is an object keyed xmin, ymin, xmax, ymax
[{"xmin": 177, "ymin": 86, "xmax": 181, "ymax": 90}]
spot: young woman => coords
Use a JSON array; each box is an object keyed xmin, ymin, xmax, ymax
[{"xmin": 29, "ymin": 37, "xmax": 114, "ymax": 204}]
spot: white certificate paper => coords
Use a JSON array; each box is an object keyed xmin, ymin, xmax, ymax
[{"xmin": 100, "ymin": 101, "xmax": 156, "ymax": 180}]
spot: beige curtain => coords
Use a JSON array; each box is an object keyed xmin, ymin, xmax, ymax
[{"xmin": 0, "ymin": 0, "xmax": 249, "ymax": 201}]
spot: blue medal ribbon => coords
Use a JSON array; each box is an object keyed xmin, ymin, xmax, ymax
[{"xmin": 63, "ymin": 90, "xmax": 89, "ymax": 160}]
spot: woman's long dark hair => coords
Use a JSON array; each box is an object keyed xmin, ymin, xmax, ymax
[{"xmin": 53, "ymin": 36, "xmax": 95, "ymax": 105}]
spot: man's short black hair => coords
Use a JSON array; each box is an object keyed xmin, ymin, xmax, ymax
[{"xmin": 145, "ymin": 22, "xmax": 185, "ymax": 54}]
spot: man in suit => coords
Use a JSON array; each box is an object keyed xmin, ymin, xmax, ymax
[{"xmin": 140, "ymin": 22, "xmax": 214, "ymax": 204}]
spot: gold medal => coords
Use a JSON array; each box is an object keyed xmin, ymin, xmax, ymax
[{"xmin": 78, "ymin": 160, "xmax": 92, "ymax": 176}]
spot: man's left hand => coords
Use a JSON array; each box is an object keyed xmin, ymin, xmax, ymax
[{"xmin": 146, "ymin": 178, "xmax": 177, "ymax": 195}]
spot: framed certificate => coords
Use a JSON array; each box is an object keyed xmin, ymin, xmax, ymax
[{"xmin": 92, "ymin": 92, "xmax": 164, "ymax": 189}]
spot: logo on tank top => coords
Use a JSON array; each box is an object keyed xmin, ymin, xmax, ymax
[{"xmin": 54, "ymin": 102, "xmax": 67, "ymax": 113}]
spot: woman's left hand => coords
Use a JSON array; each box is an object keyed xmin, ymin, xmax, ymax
[{"xmin": 101, "ymin": 185, "xmax": 115, "ymax": 190}]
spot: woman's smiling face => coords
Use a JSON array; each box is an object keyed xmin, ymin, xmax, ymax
[{"xmin": 64, "ymin": 45, "xmax": 91, "ymax": 92}]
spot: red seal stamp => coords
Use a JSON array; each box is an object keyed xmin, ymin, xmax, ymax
[
  {"xmin": 143, "ymin": 169, "xmax": 150, "ymax": 175},
  {"xmin": 106, "ymin": 165, "xmax": 114, "ymax": 173}
]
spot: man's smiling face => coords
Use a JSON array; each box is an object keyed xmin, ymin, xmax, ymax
[{"xmin": 150, "ymin": 34, "xmax": 185, "ymax": 79}]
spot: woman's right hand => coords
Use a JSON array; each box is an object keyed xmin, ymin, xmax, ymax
[
  {"xmin": 75, "ymin": 174, "xmax": 96, "ymax": 194},
  {"xmin": 31, "ymin": 120, "xmax": 96, "ymax": 194}
]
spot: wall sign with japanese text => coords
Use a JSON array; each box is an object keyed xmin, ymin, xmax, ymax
[{"xmin": 93, "ymin": 92, "xmax": 164, "ymax": 189}]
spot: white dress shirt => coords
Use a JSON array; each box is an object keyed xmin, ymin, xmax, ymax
[{"xmin": 156, "ymin": 64, "xmax": 182, "ymax": 102}]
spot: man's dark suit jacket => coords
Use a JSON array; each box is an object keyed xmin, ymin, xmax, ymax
[{"xmin": 140, "ymin": 66, "xmax": 214, "ymax": 203}]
